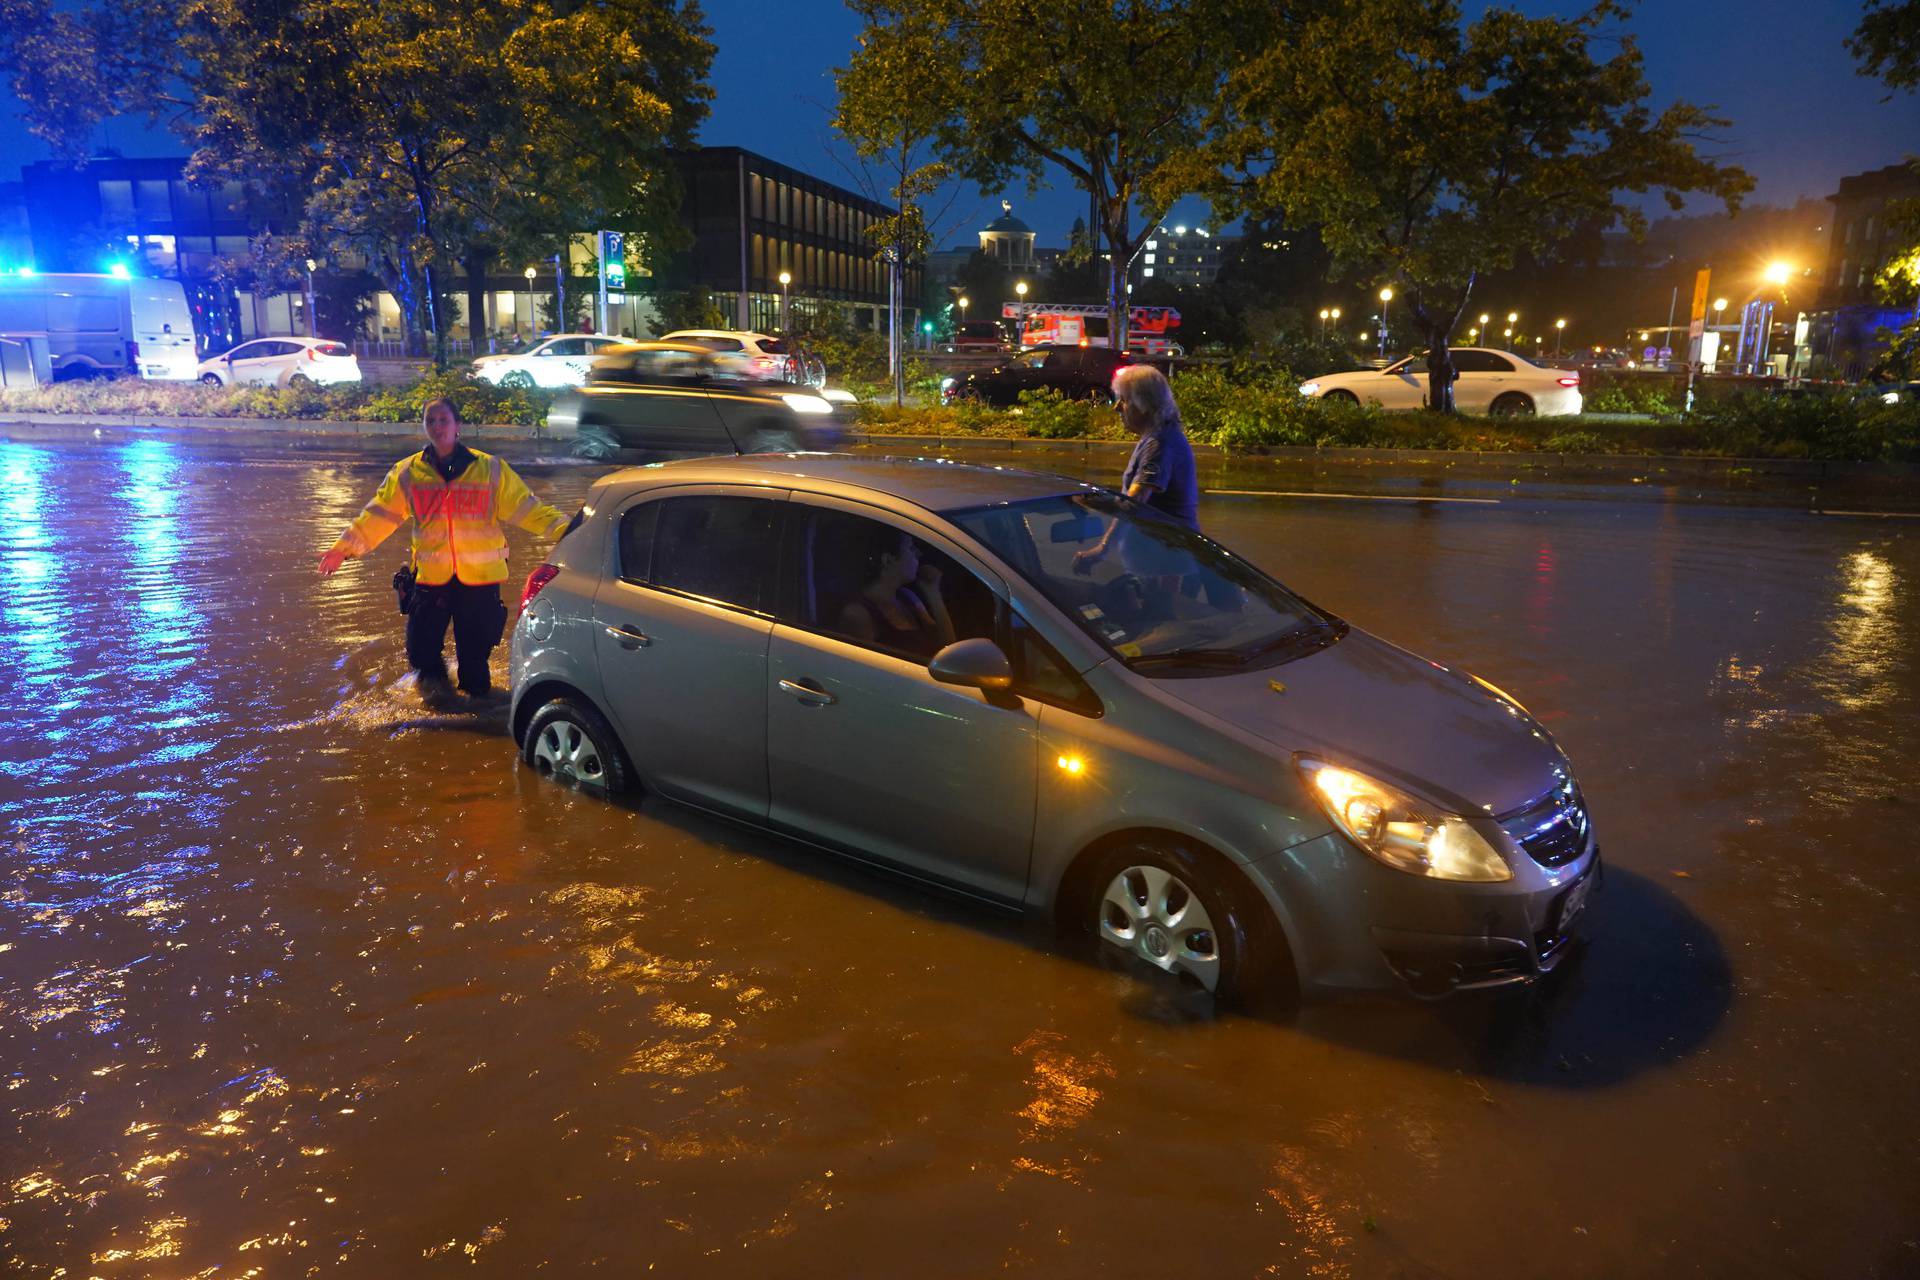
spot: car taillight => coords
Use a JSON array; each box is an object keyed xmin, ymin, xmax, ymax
[
  {"xmin": 754, "ymin": 356, "xmax": 775, "ymax": 368},
  {"xmin": 306, "ymin": 346, "xmax": 316, "ymax": 361},
  {"xmin": 1557, "ymin": 374, "xmax": 1580, "ymax": 387},
  {"xmin": 519, "ymin": 563, "xmax": 559, "ymax": 610}
]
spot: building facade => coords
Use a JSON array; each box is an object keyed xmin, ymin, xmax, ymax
[
  {"xmin": 1131, "ymin": 225, "xmax": 1236, "ymax": 287},
  {"xmin": 1822, "ymin": 162, "xmax": 1920, "ymax": 308},
  {"xmin": 673, "ymin": 146, "xmax": 917, "ymax": 334}
]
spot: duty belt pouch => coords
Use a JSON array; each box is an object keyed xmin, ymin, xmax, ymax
[{"xmin": 392, "ymin": 565, "xmax": 418, "ymax": 615}]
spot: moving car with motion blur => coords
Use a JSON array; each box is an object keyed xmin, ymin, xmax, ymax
[
  {"xmin": 470, "ymin": 334, "xmax": 625, "ymax": 389},
  {"xmin": 508, "ymin": 455, "xmax": 1599, "ymax": 1006},
  {"xmin": 658, "ymin": 329, "xmax": 822, "ymax": 384},
  {"xmin": 547, "ymin": 341, "xmax": 843, "ymax": 461},
  {"xmin": 940, "ymin": 344, "xmax": 1133, "ymax": 407},
  {"xmin": 1299, "ymin": 348, "xmax": 1583, "ymax": 416},
  {"xmin": 197, "ymin": 336, "xmax": 362, "ymax": 388}
]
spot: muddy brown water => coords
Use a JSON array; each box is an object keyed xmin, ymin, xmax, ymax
[{"xmin": 1, "ymin": 438, "xmax": 1916, "ymax": 1276}]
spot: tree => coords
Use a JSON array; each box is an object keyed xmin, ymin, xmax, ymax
[
  {"xmin": 1196, "ymin": 0, "xmax": 1751, "ymax": 411},
  {"xmin": 838, "ymin": 0, "xmax": 1254, "ymax": 352},
  {"xmin": 1848, "ymin": 0, "xmax": 1920, "ymax": 93},
  {"xmin": 3, "ymin": 0, "xmax": 713, "ymax": 367},
  {"xmin": 833, "ymin": 13, "xmax": 959, "ymax": 402}
]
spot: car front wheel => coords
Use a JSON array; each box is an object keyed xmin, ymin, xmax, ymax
[
  {"xmin": 1322, "ymin": 389, "xmax": 1359, "ymax": 405},
  {"xmin": 500, "ymin": 370, "xmax": 534, "ymax": 390},
  {"xmin": 524, "ymin": 696, "xmax": 632, "ymax": 796},
  {"xmin": 200, "ymin": 373, "xmax": 225, "ymax": 387},
  {"xmin": 1078, "ymin": 840, "xmax": 1293, "ymax": 1010}
]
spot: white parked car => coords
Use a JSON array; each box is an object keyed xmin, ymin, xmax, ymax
[
  {"xmin": 659, "ymin": 329, "xmax": 817, "ymax": 384},
  {"xmin": 1300, "ymin": 348, "xmax": 1582, "ymax": 416},
  {"xmin": 197, "ymin": 337, "xmax": 362, "ymax": 388},
  {"xmin": 470, "ymin": 334, "xmax": 625, "ymax": 389}
]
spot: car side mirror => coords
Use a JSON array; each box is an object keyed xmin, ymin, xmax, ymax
[{"xmin": 928, "ymin": 637, "xmax": 1013, "ymax": 692}]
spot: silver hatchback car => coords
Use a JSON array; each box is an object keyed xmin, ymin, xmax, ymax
[{"xmin": 509, "ymin": 456, "xmax": 1599, "ymax": 1004}]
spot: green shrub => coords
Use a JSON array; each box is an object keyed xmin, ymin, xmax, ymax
[
  {"xmin": 1015, "ymin": 387, "xmax": 1112, "ymax": 439},
  {"xmin": 1543, "ymin": 430, "xmax": 1612, "ymax": 453},
  {"xmin": 1685, "ymin": 391, "xmax": 1920, "ymax": 462}
]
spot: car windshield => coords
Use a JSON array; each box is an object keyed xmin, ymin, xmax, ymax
[{"xmin": 950, "ymin": 493, "xmax": 1342, "ymax": 674}]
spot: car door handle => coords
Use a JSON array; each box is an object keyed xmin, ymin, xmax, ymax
[
  {"xmin": 778, "ymin": 677, "xmax": 836, "ymax": 706},
  {"xmin": 604, "ymin": 624, "xmax": 651, "ymax": 648}
]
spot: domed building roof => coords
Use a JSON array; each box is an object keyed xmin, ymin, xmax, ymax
[{"xmin": 982, "ymin": 200, "xmax": 1034, "ymax": 236}]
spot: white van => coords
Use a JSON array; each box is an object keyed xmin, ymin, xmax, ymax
[{"xmin": 0, "ymin": 272, "xmax": 199, "ymax": 381}]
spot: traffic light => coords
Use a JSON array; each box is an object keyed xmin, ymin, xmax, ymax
[
  {"xmin": 601, "ymin": 231, "xmax": 625, "ymax": 291},
  {"xmin": 921, "ymin": 320, "xmax": 933, "ymax": 333}
]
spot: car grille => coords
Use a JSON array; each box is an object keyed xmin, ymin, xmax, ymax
[{"xmin": 1498, "ymin": 778, "xmax": 1591, "ymax": 869}]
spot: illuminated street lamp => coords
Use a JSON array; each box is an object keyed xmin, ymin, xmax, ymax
[
  {"xmin": 1763, "ymin": 261, "xmax": 1792, "ymax": 287},
  {"xmin": 523, "ymin": 266, "xmax": 536, "ymax": 338},
  {"xmin": 1015, "ymin": 279, "xmax": 1029, "ymax": 304},
  {"xmin": 1478, "ymin": 313, "xmax": 1490, "ymax": 327},
  {"xmin": 778, "ymin": 269, "xmax": 792, "ymax": 331},
  {"xmin": 1554, "ymin": 317, "xmax": 1566, "ymax": 356},
  {"xmin": 1319, "ymin": 307, "xmax": 1329, "ymax": 337},
  {"xmin": 1377, "ymin": 286, "xmax": 1394, "ymax": 358}
]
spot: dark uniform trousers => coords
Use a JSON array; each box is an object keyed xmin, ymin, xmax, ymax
[{"xmin": 405, "ymin": 580, "xmax": 509, "ymax": 695}]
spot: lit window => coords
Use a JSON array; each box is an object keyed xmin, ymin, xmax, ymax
[
  {"xmin": 1144, "ymin": 253, "xmax": 1155, "ymax": 264},
  {"xmin": 1143, "ymin": 267, "xmax": 1154, "ymax": 277},
  {"xmin": 1145, "ymin": 240, "xmax": 1158, "ymax": 250}
]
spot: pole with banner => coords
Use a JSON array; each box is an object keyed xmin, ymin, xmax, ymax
[
  {"xmin": 1685, "ymin": 268, "xmax": 1710, "ymax": 411},
  {"xmin": 598, "ymin": 231, "xmax": 625, "ymax": 336}
]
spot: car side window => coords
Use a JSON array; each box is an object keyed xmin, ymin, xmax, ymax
[
  {"xmin": 795, "ymin": 507, "xmax": 997, "ymax": 665},
  {"xmin": 547, "ymin": 338, "xmax": 585, "ymax": 357},
  {"xmin": 640, "ymin": 495, "xmax": 781, "ymax": 613},
  {"xmin": 229, "ymin": 341, "xmax": 264, "ymax": 360},
  {"xmin": 617, "ymin": 500, "xmax": 660, "ymax": 584},
  {"xmin": 1452, "ymin": 351, "xmax": 1514, "ymax": 373}
]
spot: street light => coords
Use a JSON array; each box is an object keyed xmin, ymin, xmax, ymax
[
  {"xmin": 777, "ymin": 269, "xmax": 793, "ymax": 330},
  {"xmin": 1479, "ymin": 313, "xmax": 1490, "ymax": 327},
  {"xmin": 1319, "ymin": 307, "xmax": 1329, "ymax": 338},
  {"xmin": 1377, "ymin": 286, "xmax": 1393, "ymax": 358},
  {"xmin": 1763, "ymin": 261, "xmax": 1792, "ymax": 287},
  {"xmin": 1554, "ymin": 317, "xmax": 1566, "ymax": 356},
  {"xmin": 523, "ymin": 266, "xmax": 536, "ymax": 338},
  {"xmin": 1015, "ymin": 280, "xmax": 1028, "ymax": 303}
]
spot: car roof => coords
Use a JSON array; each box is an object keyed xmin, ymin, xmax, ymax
[
  {"xmin": 597, "ymin": 453, "xmax": 1095, "ymax": 515},
  {"xmin": 660, "ymin": 328, "xmax": 774, "ymax": 342}
]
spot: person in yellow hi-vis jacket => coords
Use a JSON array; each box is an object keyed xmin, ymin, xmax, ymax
[{"xmin": 318, "ymin": 398, "xmax": 570, "ymax": 706}]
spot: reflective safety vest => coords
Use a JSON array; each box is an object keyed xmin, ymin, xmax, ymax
[{"xmin": 329, "ymin": 447, "xmax": 569, "ymax": 585}]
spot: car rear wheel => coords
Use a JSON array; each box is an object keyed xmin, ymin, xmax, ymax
[
  {"xmin": 1490, "ymin": 392, "xmax": 1535, "ymax": 417},
  {"xmin": 288, "ymin": 372, "xmax": 314, "ymax": 387},
  {"xmin": 571, "ymin": 421, "xmax": 622, "ymax": 461},
  {"xmin": 1077, "ymin": 840, "xmax": 1294, "ymax": 1011},
  {"xmin": 525, "ymin": 697, "xmax": 631, "ymax": 796},
  {"xmin": 501, "ymin": 370, "xmax": 534, "ymax": 390},
  {"xmin": 1322, "ymin": 389, "xmax": 1359, "ymax": 405},
  {"xmin": 200, "ymin": 373, "xmax": 225, "ymax": 387}
]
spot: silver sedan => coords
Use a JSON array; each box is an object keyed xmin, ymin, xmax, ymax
[{"xmin": 508, "ymin": 456, "xmax": 1599, "ymax": 1005}]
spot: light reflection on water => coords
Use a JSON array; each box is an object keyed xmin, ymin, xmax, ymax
[{"xmin": 0, "ymin": 445, "xmax": 1914, "ymax": 1274}]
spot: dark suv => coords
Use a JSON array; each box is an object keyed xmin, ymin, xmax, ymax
[
  {"xmin": 548, "ymin": 341, "xmax": 844, "ymax": 462},
  {"xmin": 941, "ymin": 345, "xmax": 1132, "ymax": 407}
]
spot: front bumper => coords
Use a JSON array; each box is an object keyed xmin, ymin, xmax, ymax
[{"xmin": 1246, "ymin": 826, "xmax": 1601, "ymax": 1000}]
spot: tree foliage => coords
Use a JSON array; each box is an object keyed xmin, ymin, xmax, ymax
[
  {"xmin": 1194, "ymin": 0, "xmax": 1751, "ymax": 409},
  {"xmin": 838, "ymin": 0, "xmax": 1256, "ymax": 350},
  {"xmin": 2, "ymin": 0, "xmax": 713, "ymax": 364},
  {"xmin": 1848, "ymin": 0, "xmax": 1920, "ymax": 93}
]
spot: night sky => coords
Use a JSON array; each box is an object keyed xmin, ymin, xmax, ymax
[{"xmin": 4, "ymin": 0, "xmax": 1915, "ymax": 249}]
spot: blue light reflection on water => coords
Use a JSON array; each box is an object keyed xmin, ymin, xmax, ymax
[{"xmin": 0, "ymin": 442, "xmax": 68, "ymax": 690}]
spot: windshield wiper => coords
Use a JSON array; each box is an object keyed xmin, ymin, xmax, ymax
[{"xmin": 1126, "ymin": 646, "xmax": 1252, "ymax": 670}]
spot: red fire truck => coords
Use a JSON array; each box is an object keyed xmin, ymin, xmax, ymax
[{"xmin": 1001, "ymin": 302, "xmax": 1182, "ymax": 355}]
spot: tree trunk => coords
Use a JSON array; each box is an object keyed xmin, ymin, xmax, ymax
[
  {"xmin": 555, "ymin": 251, "xmax": 567, "ymax": 334},
  {"xmin": 464, "ymin": 245, "xmax": 490, "ymax": 354},
  {"xmin": 1425, "ymin": 329, "xmax": 1457, "ymax": 414},
  {"xmin": 1105, "ymin": 201, "xmax": 1130, "ymax": 354},
  {"xmin": 426, "ymin": 257, "xmax": 447, "ymax": 371}
]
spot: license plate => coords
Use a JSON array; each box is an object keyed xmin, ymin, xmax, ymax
[{"xmin": 1555, "ymin": 870, "xmax": 1595, "ymax": 931}]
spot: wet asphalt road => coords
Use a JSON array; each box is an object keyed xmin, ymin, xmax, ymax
[{"xmin": 1, "ymin": 437, "xmax": 1916, "ymax": 1277}]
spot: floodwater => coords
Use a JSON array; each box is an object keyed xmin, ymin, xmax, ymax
[{"xmin": 1, "ymin": 437, "xmax": 1916, "ymax": 1277}]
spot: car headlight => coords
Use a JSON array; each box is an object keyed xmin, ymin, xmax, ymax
[
  {"xmin": 821, "ymin": 387, "xmax": 857, "ymax": 403},
  {"xmin": 1298, "ymin": 381, "xmax": 1320, "ymax": 396},
  {"xmin": 1884, "ymin": 391, "xmax": 1902, "ymax": 405},
  {"xmin": 1296, "ymin": 757, "xmax": 1512, "ymax": 882},
  {"xmin": 781, "ymin": 393, "xmax": 833, "ymax": 415}
]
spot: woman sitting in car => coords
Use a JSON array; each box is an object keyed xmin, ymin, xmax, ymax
[{"xmin": 835, "ymin": 525, "xmax": 956, "ymax": 661}]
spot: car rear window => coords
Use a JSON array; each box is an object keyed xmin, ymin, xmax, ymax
[{"xmin": 755, "ymin": 338, "xmax": 789, "ymax": 354}]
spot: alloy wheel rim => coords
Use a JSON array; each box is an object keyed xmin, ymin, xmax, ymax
[
  {"xmin": 1098, "ymin": 864, "xmax": 1221, "ymax": 992},
  {"xmin": 532, "ymin": 717, "xmax": 605, "ymax": 786}
]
